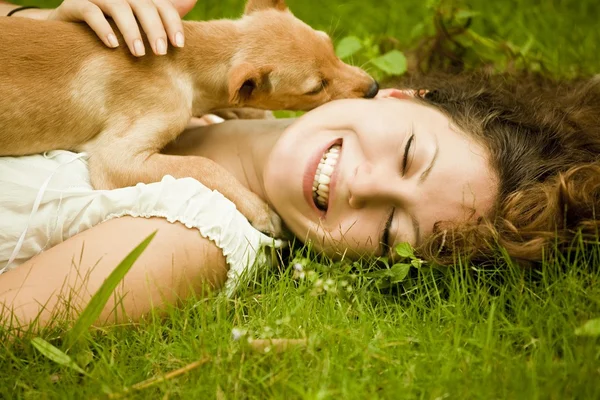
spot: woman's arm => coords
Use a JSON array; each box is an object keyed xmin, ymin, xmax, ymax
[
  {"xmin": 0, "ymin": 0, "xmax": 197, "ymax": 56},
  {"xmin": 0, "ymin": 217, "xmax": 228, "ymax": 329}
]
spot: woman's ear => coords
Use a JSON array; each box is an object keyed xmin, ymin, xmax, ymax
[{"xmin": 375, "ymin": 88, "xmax": 427, "ymax": 100}]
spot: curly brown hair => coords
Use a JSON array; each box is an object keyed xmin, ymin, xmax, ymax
[{"xmin": 390, "ymin": 73, "xmax": 600, "ymax": 266}]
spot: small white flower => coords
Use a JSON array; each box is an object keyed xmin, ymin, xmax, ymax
[
  {"xmin": 260, "ymin": 326, "xmax": 274, "ymax": 339},
  {"xmin": 231, "ymin": 328, "xmax": 247, "ymax": 341},
  {"xmin": 292, "ymin": 267, "xmax": 306, "ymax": 280},
  {"xmin": 293, "ymin": 263, "xmax": 304, "ymax": 272}
]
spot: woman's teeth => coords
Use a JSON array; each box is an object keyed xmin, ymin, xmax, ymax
[{"xmin": 313, "ymin": 144, "xmax": 340, "ymax": 210}]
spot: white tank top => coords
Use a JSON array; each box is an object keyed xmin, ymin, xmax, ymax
[{"xmin": 0, "ymin": 151, "xmax": 282, "ymax": 297}]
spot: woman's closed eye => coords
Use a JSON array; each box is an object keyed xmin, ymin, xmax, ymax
[
  {"xmin": 381, "ymin": 206, "xmax": 395, "ymax": 254},
  {"xmin": 402, "ymin": 130, "xmax": 416, "ymax": 175}
]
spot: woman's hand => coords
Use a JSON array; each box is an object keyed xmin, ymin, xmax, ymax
[{"xmin": 47, "ymin": 0, "xmax": 198, "ymax": 56}]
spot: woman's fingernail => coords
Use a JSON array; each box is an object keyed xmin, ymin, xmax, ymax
[
  {"xmin": 175, "ymin": 32, "xmax": 184, "ymax": 47},
  {"xmin": 107, "ymin": 33, "xmax": 119, "ymax": 48},
  {"xmin": 134, "ymin": 39, "xmax": 145, "ymax": 56},
  {"xmin": 206, "ymin": 114, "xmax": 225, "ymax": 124},
  {"xmin": 156, "ymin": 38, "xmax": 167, "ymax": 55}
]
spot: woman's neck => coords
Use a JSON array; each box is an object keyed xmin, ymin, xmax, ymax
[{"xmin": 164, "ymin": 118, "xmax": 294, "ymax": 204}]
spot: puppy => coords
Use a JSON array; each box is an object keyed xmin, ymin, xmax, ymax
[{"xmin": 0, "ymin": 0, "xmax": 379, "ymax": 236}]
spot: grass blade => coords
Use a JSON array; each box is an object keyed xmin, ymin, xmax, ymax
[
  {"xmin": 31, "ymin": 338, "xmax": 87, "ymax": 375},
  {"xmin": 109, "ymin": 356, "xmax": 211, "ymax": 399},
  {"xmin": 64, "ymin": 231, "xmax": 157, "ymax": 350}
]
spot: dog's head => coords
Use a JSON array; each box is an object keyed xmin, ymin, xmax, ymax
[{"xmin": 228, "ymin": 0, "xmax": 379, "ymax": 110}]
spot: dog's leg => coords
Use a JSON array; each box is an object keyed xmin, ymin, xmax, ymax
[
  {"xmin": 128, "ymin": 155, "xmax": 282, "ymax": 237},
  {"xmin": 86, "ymin": 120, "xmax": 282, "ymax": 237}
]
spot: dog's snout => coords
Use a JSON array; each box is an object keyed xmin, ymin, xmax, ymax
[{"xmin": 364, "ymin": 81, "xmax": 379, "ymax": 99}]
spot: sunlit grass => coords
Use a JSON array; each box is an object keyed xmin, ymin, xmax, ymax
[{"xmin": 2, "ymin": 239, "xmax": 599, "ymax": 398}]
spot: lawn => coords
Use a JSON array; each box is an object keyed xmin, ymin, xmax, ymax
[{"xmin": 2, "ymin": 0, "xmax": 600, "ymax": 398}]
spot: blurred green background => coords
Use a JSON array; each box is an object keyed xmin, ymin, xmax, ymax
[
  {"xmin": 22, "ymin": 0, "xmax": 600, "ymax": 77},
  {"xmin": 190, "ymin": 0, "xmax": 599, "ymax": 75}
]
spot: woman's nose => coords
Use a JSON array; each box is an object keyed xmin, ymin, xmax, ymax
[{"xmin": 348, "ymin": 163, "xmax": 410, "ymax": 209}]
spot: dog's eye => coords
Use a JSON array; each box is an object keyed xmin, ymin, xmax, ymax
[{"xmin": 305, "ymin": 79, "xmax": 328, "ymax": 95}]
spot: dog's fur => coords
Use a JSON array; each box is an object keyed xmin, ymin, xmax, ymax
[{"xmin": 0, "ymin": 0, "xmax": 377, "ymax": 235}]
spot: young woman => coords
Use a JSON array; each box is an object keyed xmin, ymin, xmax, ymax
[{"xmin": 1, "ymin": 0, "xmax": 598, "ymax": 328}]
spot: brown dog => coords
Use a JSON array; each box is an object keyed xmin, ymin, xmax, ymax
[{"xmin": 0, "ymin": 0, "xmax": 378, "ymax": 236}]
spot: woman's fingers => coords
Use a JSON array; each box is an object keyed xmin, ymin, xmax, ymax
[
  {"xmin": 155, "ymin": 0, "xmax": 185, "ymax": 47},
  {"xmin": 48, "ymin": 0, "xmax": 119, "ymax": 48},
  {"xmin": 75, "ymin": 2, "xmax": 120, "ymax": 48},
  {"xmin": 48, "ymin": 0, "xmax": 194, "ymax": 56},
  {"xmin": 128, "ymin": 0, "xmax": 169, "ymax": 55},
  {"xmin": 186, "ymin": 115, "xmax": 226, "ymax": 129},
  {"xmin": 96, "ymin": 0, "xmax": 145, "ymax": 56}
]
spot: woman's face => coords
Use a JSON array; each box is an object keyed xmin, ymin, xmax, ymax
[{"xmin": 263, "ymin": 92, "xmax": 498, "ymax": 258}]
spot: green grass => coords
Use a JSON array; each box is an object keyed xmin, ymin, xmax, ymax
[
  {"xmin": 2, "ymin": 243, "xmax": 600, "ymax": 398},
  {"xmin": 3, "ymin": 0, "xmax": 600, "ymax": 398}
]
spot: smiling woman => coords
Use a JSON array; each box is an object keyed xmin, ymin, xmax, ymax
[
  {"xmin": 2, "ymin": 73, "xmax": 599, "ymax": 327},
  {"xmin": 168, "ymin": 72, "xmax": 600, "ymax": 269},
  {"xmin": 261, "ymin": 93, "xmax": 497, "ymax": 259},
  {"xmin": 2, "ymin": 0, "xmax": 600, "ymax": 329}
]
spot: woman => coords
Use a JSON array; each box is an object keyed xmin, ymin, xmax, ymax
[{"xmin": 1, "ymin": 0, "xmax": 598, "ymax": 328}]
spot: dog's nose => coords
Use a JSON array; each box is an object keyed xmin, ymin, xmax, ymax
[{"xmin": 364, "ymin": 81, "xmax": 379, "ymax": 99}]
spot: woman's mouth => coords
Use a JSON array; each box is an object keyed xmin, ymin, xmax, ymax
[{"xmin": 312, "ymin": 144, "xmax": 341, "ymax": 211}]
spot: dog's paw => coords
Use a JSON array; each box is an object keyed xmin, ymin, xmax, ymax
[
  {"xmin": 228, "ymin": 187, "xmax": 283, "ymax": 237},
  {"xmin": 249, "ymin": 207, "xmax": 283, "ymax": 238},
  {"xmin": 211, "ymin": 108, "xmax": 275, "ymax": 121}
]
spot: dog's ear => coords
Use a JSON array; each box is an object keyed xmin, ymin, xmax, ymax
[
  {"xmin": 228, "ymin": 63, "xmax": 274, "ymax": 106},
  {"xmin": 244, "ymin": 0, "xmax": 288, "ymax": 14}
]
